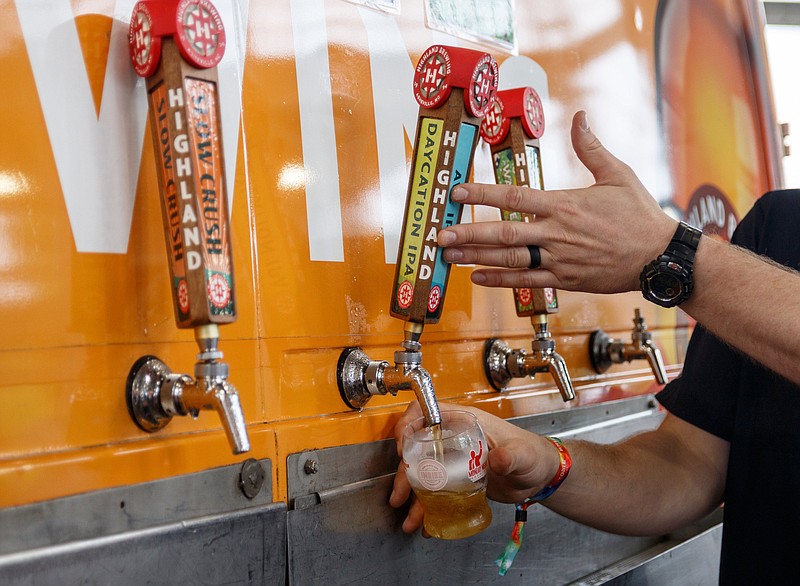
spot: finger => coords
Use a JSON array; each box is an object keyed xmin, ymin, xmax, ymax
[
  {"xmin": 402, "ymin": 498, "xmax": 426, "ymax": 535},
  {"xmin": 471, "ymin": 267, "xmax": 559, "ymax": 290},
  {"xmin": 394, "ymin": 401, "xmax": 423, "ymax": 454},
  {"xmin": 438, "ymin": 218, "xmax": 540, "ymax": 248},
  {"xmin": 389, "ymin": 463, "xmax": 412, "ymax": 508},
  {"xmin": 570, "ymin": 111, "xmax": 635, "ymax": 186},
  {"xmin": 488, "ymin": 445, "xmax": 516, "ymax": 477},
  {"xmin": 443, "ymin": 244, "xmax": 548, "ymax": 270},
  {"xmin": 450, "ymin": 182, "xmax": 551, "ymax": 217}
]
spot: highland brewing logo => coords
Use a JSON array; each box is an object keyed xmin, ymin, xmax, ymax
[
  {"xmin": 685, "ymin": 184, "xmax": 738, "ymax": 241},
  {"xmin": 176, "ymin": 0, "xmax": 226, "ymax": 69},
  {"xmin": 523, "ymin": 87, "xmax": 545, "ymax": 139},
  {"xmin": 468, "ymin": 55, "xmax": 498, "ymax": 118},
  {"xmin": 413, "ymin": 45, "xmax": 451, "ymax": 109},
  {"xmin": 480, "ymin": 98, "xmax": 508, "ymax": 146}
]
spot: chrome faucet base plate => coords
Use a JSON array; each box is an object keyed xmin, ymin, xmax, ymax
[
  {"xmin": 337, "ymin": 347, "xmax": 372, "ymax": 410},
  {"xmin": 589, "ymin": 330, "xmax": 613, "ymax": 374},
  {"xmin": 126, "ymin": 355, "xmax": 173, "ymax": 433},
  {"xmin": 483, "ymin": 338, "xmax": 513, "ymax": 391}
]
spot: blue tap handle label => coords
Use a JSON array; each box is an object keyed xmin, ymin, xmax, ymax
[{"xmin": 426, "ymin": 121, "xmax": 477, "ymax": 320}]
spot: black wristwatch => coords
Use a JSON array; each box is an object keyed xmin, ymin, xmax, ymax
[{"xmin": 639, "ymin": 221, "xmax": 702, "ymax": 308}]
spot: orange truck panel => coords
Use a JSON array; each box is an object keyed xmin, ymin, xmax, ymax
[{"xmin": 0, "ymin": 0, "xmax": 779, "ymax": 508}]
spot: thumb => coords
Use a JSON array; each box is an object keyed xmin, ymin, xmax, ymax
[
  {"xmin": 489, "ymin": 440, "xmax": 536, "ymax": 479},
  {"xmin": 488, "ymin": 445, "xmax": 517, "ymax": 477},
  {"xmin": 570, "ymin": 110, "xmax": 631, "ymax": 186}
]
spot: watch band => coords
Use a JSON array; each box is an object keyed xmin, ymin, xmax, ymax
[{"xmin": 665, "ymin": 221, "xmax": 702, "ymax": 267}]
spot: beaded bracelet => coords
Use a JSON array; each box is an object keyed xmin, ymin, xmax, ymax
[{"xmin": 496, "ymin": 436, "xmax": 572, "ymax": 576}]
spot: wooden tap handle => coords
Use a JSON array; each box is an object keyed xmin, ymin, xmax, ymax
[
  {"xmin": 481, "ymin": 87, "xmax": 558, "ymax": 317},
  {"xmin": 391, "ymin": 46, "xmax": 498, "ymax": 324},
  {"xmin": 130, "ymin": 1, "xmax": 235, "ymax": 328}
]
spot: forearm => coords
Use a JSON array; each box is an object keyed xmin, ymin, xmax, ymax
[
  {"xmin": 682, "ymin": 237, "xmax": 800, "ymax": 385},
  {"xmin": 543, "ymin": 419, "xmax": 727, "ymax": 536}
]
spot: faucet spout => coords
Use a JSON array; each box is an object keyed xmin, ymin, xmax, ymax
[
  {"xmin": 381, "ymin": 360, "xmax": 441, "ymax": 427},
  {"xmin": 642, "ymin": 344, "xmax": 667, "ymax": 385},
  {"xmin": 543, "ymin": 352, "xmax": 576, "ymax": 402},
  {"xmin": 337, "ymin": 344, "xmax": 441, "ymax": 428},
  {"xmin": 406, "ymin": 367, "xmax": 442, "ymax": 427},
  {"xmin": 174, "ymin": 377, "xmax": 250, "ymax": 454},
  {"xmin": 523, "ymin": 341, "xmax": 576, "ymax": 401}
]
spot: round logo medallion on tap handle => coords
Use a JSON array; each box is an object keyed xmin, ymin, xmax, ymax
[
  {"xmin": 480, "ymin": 87, "xmax": 557, "ymax": 317},
  {"xmin": 129, "ymin": 0, "xmax": 235, "ymax": 328},
  {"xmin": 392, "ymin": 45, "xmax": 499, "ymax": 325}
]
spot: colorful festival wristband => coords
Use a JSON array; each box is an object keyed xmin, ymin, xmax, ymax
[
  {"xmin": 496, "ymin": 436, "xmax": 572, "ymax": 576},
  {"xmin": 526, "ymin": 436, "xmax": 572, "ymax": 502}
]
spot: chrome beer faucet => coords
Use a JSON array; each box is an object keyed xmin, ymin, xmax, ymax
[
  {"xmin": 127, "ymin": 325, "xmax": 250, "ymax": 454},
  {"xmin": 589, "ymin": 309, "xmax": 668, "ymax": 385},
  {"xmin": 484, "ymin": 316, "xmax": 575, "ymax": 401},
  {"xmin": 338, "ymin": 323, "xmax": 441, "ymax": 427}
]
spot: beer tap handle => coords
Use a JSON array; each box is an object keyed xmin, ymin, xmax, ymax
[
  {"xmin": 480, "ymin": 87, "xmax": 557, "ymax": 318},
  {"xmin": 130, "ymin": 0, "xmax": 235, "ymax": 328},
  {"xmin": 390, "ymin": 45, "xmax": 498, "ymax": 325},
  {"xmin": 480, "ymin": 89, "xmax": 574, "ymax": 401}
]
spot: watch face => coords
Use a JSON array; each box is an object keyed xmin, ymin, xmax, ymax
[{"xmin": 648, "ymin": 272, "xmax": 682, "ymax": 303}]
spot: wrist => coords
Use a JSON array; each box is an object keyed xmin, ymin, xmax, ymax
[
  {"xmin": 526, "ymin": 436, "xmax": 572, "ymax": 503},
  {"xmin": 639, "ymin": 221, "xmax": 702, "ymax": 308}
]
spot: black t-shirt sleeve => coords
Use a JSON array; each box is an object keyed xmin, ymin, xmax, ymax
[
  {"xmin": 655, "ymin": 325, "xmax": 741, "ymax": 441},
  {"xmin": 656, "ymin": 189, "xmax": 800, "ymax": 440}
]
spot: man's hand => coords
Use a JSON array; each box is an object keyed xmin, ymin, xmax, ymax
[
  {"xmin": 389, "ymin": 402, "xmax": 559, "ymax": 534},
  {"xmin": 437, "ymin": 111, "xmax": 676, "ymax": 294}
]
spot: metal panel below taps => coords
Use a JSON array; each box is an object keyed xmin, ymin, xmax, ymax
[{"xmin": 286, "ymin": 396, "xmax": 722, "ymax": 585}]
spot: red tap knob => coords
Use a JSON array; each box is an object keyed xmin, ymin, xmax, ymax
[
  {"xmin": 480, "ymin": 87, "xmax": 545, "ymax": 144},
  {"xmin": 129, "ymin": 0, "xmax": 226, "ymax": 77},
  {"xmin": 413, "ymin": 45, "xmax": 499, "ymax": 117}
]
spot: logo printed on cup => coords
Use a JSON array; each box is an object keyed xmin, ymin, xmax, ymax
[
  {"xmin": 417, "ymin": 458, "xmax": 448, "ymax": 491},
  {"xmin": 468, "ymin": 440, "xmax": 487, "ymax": 482}
]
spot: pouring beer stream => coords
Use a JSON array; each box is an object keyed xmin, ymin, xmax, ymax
[
  {"xmin": 124, "ymin": 0, "xmax": 249, "ymax": 454},
  {"xmin": 337, "ymin": 45, "xmax": 499, "ymax": 432}
]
